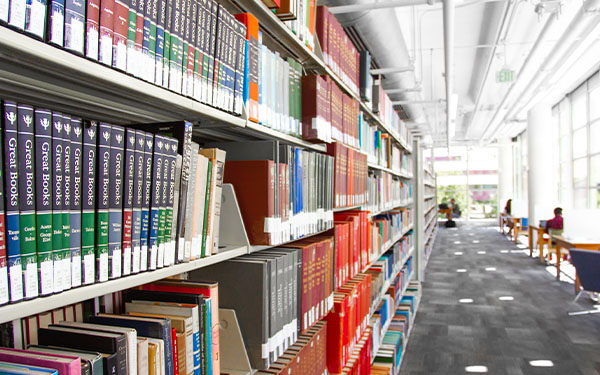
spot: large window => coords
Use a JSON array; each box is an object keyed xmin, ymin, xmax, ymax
[{"xmin": 553, "ymin": 73, "xmax": 600, "ymax": 209}]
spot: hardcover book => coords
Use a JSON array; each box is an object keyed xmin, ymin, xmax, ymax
[
  {"xmin": 148, "ymin": 134, "xmax": 163, "ymax": 270},
  {"xmin": 0, "ymin": 347, "xmax": 81, "ymax": 375},
  {"xmin": 108, "ymin": 125, "xmax": 125, "ymax": 279},
  {"xmin": 61, "ymin": 115, "xmax": 72, "ymax": 290},
  {"xmin": 51, "ymin": 112, "xmax": 65, "ymax": 293},
  {"xmin": 95, "ymin": 123, "xmax": 111, "ymax": 282},
  {"xmin": 64, "ymin": 0, "xmax": 85, "ymax": 53},
  {"xmin": 112, "ymin": 0, "xmax": 129, "ymax": 71},
  {"xmin": 98, "ymin": 0, "xmax": 115, "ymax": 65},
  {"xmin": 47, "ymin": 0, "xmax": 65, "ymax": 45},
  {"xmin": 69, "ymin": 118, "xmax": 83, "ymax": 288},
  {"xmin": 0, "ymin": 103, "xmax": 7, "ymax": 306},
  {"xmin": 85, "ymin": 0, "xmax": 100, "ymax": 59},
  {"xmin": 197, "ymin": 148, "xmax": 225, "ymax": 254},
  {"xmin": 24, "ymin": 0, "xmax": 46, "ymax": 38},
  {"xmin": 122, "ymin": 128, "xmax": 136, "ymax": 276},
  {"xmin": 131, "ymin": 130, "xmax": 145, "ymax": 273},
  {"xmin": 140, "ymin": 131, "xmax": 153, "ymax": 271},
  {"xmin": 81, "ymin": 121, "xmax": 97, "ymax": 285},
  {"xmin": 17, "ymin": 104, "xmax": 38, "ymax": 299},
  {"xmin": 158, "ymin": 136, "xmax": 169, "ymax": 267}
]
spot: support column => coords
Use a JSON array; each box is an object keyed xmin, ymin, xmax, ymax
[
  {"xmin": 414, "ymin": 138, "xmax": 425, "ymax": 281},
  {"xmin": 527, "ymin": 102, "xmax": 556, "ymax": 226},
  {"xmin": 497, "ymin": 138, "xmax": 513, "ymax": 215}
]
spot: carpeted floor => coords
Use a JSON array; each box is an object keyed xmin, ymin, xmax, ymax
[{"xmin": 400, "ymin": 221, "xmax": 600, "ymax": 375}]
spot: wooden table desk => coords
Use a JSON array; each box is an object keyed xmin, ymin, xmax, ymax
[
  {"xmin": 553, "ymin": 235, "xmax": 600, "ymax": 294},
  {"xmin": 512, "ymin": 217, "xmax": 522, "ymax": 243},
  {"xmin": 528, "ymin": 224, "xmax": 547, "ymax": 262}
]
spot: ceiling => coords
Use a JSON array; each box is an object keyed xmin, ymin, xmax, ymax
[{"xmin": 383, "ymin": 0, "xmax": 596, "ymax": 147}]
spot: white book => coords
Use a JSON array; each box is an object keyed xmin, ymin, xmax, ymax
[
  {"xmin": 191, "ymin": 154, "xmax": 208, "ymax": 259},
  {"xmin": 137, "ymin": 338, "xmax": 149, "ymax": 375}
]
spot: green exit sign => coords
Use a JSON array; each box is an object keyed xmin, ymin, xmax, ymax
[{"xmin": 497, "ymin": 69, "xmax": 514, "ymax": 83}]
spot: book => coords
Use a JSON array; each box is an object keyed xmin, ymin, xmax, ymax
[
  {"xmin": 182, "ymin": 143, "xmax": 198, "ymax": 261},
  {"xmin": 148, "ymin": 134, "xmax": 162, "ymax": 270},
  {"xmin": 158, "ymin": 136, "xmax": 169, "ymax": 267},
  {"xmin": 17, "ymin": 104, "xmax": 38, "ymax": 299},
  {"xmin": 98, "ymin": 0, "xmax": 115, "ymax": 65},
  {"xmin": 49, "ymin": 113, "xmax": 63, "ymax": 293},
  {"xmin": 34, "ymin": 108, "xmax": 53, "ymax": 296},
  {"xmin": 163, "ymin": 137, "xmax": 178, "ymax": 266},
  {"xmin": 0, "ymin": 347, "xmax": 81, "ymax": 375},
  {"xmin": 154, "ymin": 0, "xmax": 166, "ymax": 86},
  {"xmin": 0, "ymin": 103, "xmax": 8, "ymax": 306},
  {"xmin": 112, "ymin": 0, "xmax": 129, "ymax": 70},
  {"xmin": 64, "ymin": 0, "xmax": 85, "ymax": 53},
  {"xmin": 137, "ymin": 338, "xmax": 149, "ymax": 375},
  {"xmin": 107, "ymin": 125, "xmax": 125, "ymax": 279},
  {"xmin": 85, "ymin": 0, "xmax": 100, "ymax": 59},
  {"xmin": 81, "ymin": 121, "xmax": 97, "ymax": 285},
  {"xmin": 190, "ymin": 152, "xmax": 207, "ymax": 261},
  {"xmin": 140, "ymin": 131, "xmax": 153, "ymax": 272},
  {"xmin": 2, "ymin": 101, "xmax": 23, "ymax": 303},
  {"xmin": 89, "ymin": 314, "xmax": 174, "ymax": 375},
  {"xmin": 61, "ymin": 115, "xmax": 72, "ymax": 290},
  {"xmin": 38, "ymin": 325, "xmax": 126, "ymax": 375},
  {"xmin": 132, "ymin": 0, "xmax": 144, "ymax": 78},
  {"xmin": 126, "ymin": 0, "xmax": 138, "ymax": 75},
  {"xmin": 145, "ymin": 338, "xmax": 162, "ymax": 375},
  {"xmin": 122, "ymin": 128, "xmax": 136, "ymax": 276},
  {"xmin": 196, "ymin": 148, "xmax": 225, "ymax": 254},
  {"xmin": 27, "ymin": 346, "xmax": 104, "ymax": 375},
  {"xmin": 24, "ymin": 0, "xmax": 46, "ymax": 38},
  {"xmin": 47, "ymin": 0, "xmax": 65, "ymax": 45},
  {"xmin": 0, "ymin": 362, "xmax": 60, "ymax": 374},
  {"xmin": 95, "ymin": 123, "xmax": 111, "ymax": 283},
  {"xmin": 69, "ymin": 118, "xmax": 83, "ymax": 288},
  {"xmin": 131, "ymin": 130, "xmax": 145, "ymax": 274}
]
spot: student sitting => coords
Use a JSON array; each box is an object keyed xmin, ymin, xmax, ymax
[{"xmin": 545, "ymin": 207, "xmax": 563, "ymax": 231}]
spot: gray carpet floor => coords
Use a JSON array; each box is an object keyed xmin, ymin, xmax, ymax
[{"xmin": 400, "ymin": 221, "xmax": 600, "ymax": 375}]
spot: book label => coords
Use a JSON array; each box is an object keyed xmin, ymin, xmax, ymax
[
  {"xmin": 0, "ymin": 266, "xmax": 8, "ymax": 305},
  {"xmin": 9, "ymin": 0, "xmax": 26, "ymax": 29},
  {"xmin": 9, "ymin": 264, "xmax": 23, "ymax": 299}
]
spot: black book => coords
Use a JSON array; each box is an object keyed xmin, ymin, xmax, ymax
[
  {"xmin": 38, "ymin": 325, "xmax": 127, "ymax": 375},
  {"xmin": 16, "ymin": 104, "xmax": 38, "ymax": 300},
  {"xmin": 70, "ymin": 118, "xmax": 83, "ymax": 288},
  {"xmin": 51, "ymin": 112, "xmax": 65, "ymax": 293},
  {"xmin": 81, "ymin": 121, "xmax": 97, "ymax": 285},
  {"xmin": 34, "ymin": 108, "xmax": 54, "ymax": 296},
  {"xmin": 207, "ymin": 0, "xmax": 217, "ymax": 104},
  {"xmin": 140, "ymin": 131, "xmax": 153, "ymax": 272},
  {"xmin": 122, "ymin": 128, "xmax": 136, "ymax": 276},
  {"xmin": 95, "ymin": 123, "xmax": 111, "ymax": 283},
  {"xmin": 64, "ymin": 0, "xmax": 86, "ymax": 54},
  {"xmin": 62, "ymin": 115, "xmax": 72, "ymax": 290},
  {"xmin": 359, "ymin": 50, "xmax": 372, "ymax": 103}
]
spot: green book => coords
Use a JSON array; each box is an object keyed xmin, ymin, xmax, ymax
[
  {"xmin": 127, "ymin": 0, "xmax": 138, "ymax": 76},
  {"xmin": 200, "ymin": 160, "xmax": 211, "ymax": 258},
  {"xmin": 34, "ymin": 108, "xmax": 54, "ymax": 296},
  {"xmin": 157, "ymin": 136, "xmax": 168, "ymax": 267},
  {"xmin": 61, "ymin": 115, "xmax": 72, "ymax": 290},
  {"xmin": 51, "ymin": 112, "xmax": 64, "ymax": 293},
  {"xmin": 17, "ymin": 104, "xmax": 38, "ymax": 299},
  {"xmin": 81, "ymin": 121, "xmax": 97, "ymax": 285},
  {"xmin": 95, "ymin": 123, "xmax": 111, "ymax": 282}
]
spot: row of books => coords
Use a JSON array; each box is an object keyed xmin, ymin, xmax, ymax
[
  {"xmin": 332, "ymin": 211, "xmax": 370, "ymax": 289},
  {"xmin": 279, "ymin": 0, "xmax": 316, "ymax": 52},
  {"xmin": 366, "ymin": 171, "xmax": 413, "ymax": 215},
  {"xmin": 327, "ymin": 142, "xmax": 368, "ymax": 209},
  {"xmin": 254, "ymin": 321, "xmax": 327, "ymax": 375},
  {"xmin": 371, "ymin": 282, "xmax": 421, "ymax": 374},
  {"xmin": 370, "ymin": 211, "xmax": 413, "ymax": 257},
  {"xmin": 371, "ymin": 80, "xmax": 413, "ymax": 148},
  {"xmin": 1, "ymin": 278, "xmax": 220, "ymax": 375},
  {"xmin": 315, "ymin": 6, "xmax": 359, "ymax": 96},
  {"xmin": 341, "ymin": 328, "xmax": 372, "ymax": 375},
  {"xmin": 362, "ymin": 117, "xmax": 413, "ymax": 175},
  {"xmin": 194, "ymin": 235, "xmax": 334, "ymax": 370},
  {"xmin": 424, "ymin": 185, "xmax": 435, "ymax": 198},
  {"xmin": 326, "ymin": 272, "xmax": 372, "ymax": 374},
  {"xmin": 213, "ymin": 140, "xmax": 334, "ymax": 246},
  {"xmin": 391, "ymin": 145, "xmax": 413, "ymax": 177}
]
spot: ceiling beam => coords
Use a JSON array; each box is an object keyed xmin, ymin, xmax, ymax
[
  {"xmin": 386, "ymin": 88, "xmax": 422, "ymax": 94},
  {"xmin": 392, "ymin": 99, "xmax": 444, "ymax": 105},
  {"xmin": 329, "ymin": 0, "xmax": 440, "ymax": 14},
  {"xmin": 370, "ymin": 66, "xmax": 414, "ymax": 75}
]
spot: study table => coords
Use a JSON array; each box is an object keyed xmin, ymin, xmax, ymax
[
  {"xmin": 553, "ymin": 235, "xmax": 600, "ymax": 294},
  {"xmin": 528, "ymin": 224, "xmax": 548, "ymax": 263}
]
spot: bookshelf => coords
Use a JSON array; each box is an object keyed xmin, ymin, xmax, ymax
[{"xmin": 0, "ymin": 0, "xmax": 432, "ymax": 371}]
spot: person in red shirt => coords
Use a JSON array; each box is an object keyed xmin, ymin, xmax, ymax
[{"xmin": 545, "ymin": 207, "xmax": 564, "ymax": 230}]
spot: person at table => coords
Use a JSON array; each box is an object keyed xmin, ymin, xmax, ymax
[
  {"xmin": 545, "ymin": 207, "xmax": 564, "ymax": 230},
  {"xmin": 449, "ymin": 198, "xmax": 461, "ymax": 218},
  {"xmin": 503, "ymin": 199, "xmax": 513, "ymax": 236}
]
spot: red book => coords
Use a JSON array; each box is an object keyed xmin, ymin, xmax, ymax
[
  {"xmin": 112, "ymin": 0, "xmax": 129, "ymax": 70},
  {"xmin": 316, "ymin": 6, "xmax": 329, "ymax": 65},
  {"xmin": 234, "ymin": 13, "xmax": 260, "ymax": 123},
  {"xmin": 86, "ymin": 0, "xmax": 101, "ymax": 60},
  {"xmin": 99, "ymin": 0, "xmax": 115, "ymax": 65},
  {"xmin": 223, "ymin": 160, "xmax": 275, "ymax": 245},
  {"xmin": 171, "ymin": 327, "xmax": 179, "ymax": 375}
]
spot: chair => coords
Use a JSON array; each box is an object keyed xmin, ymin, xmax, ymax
[
  {"xmin": 568, "ymin": 248, "xmax": 600, "ymax": 316},
  {"xmin": 546, "ymin": 229, "xmax": 565, "ymax": 262}
]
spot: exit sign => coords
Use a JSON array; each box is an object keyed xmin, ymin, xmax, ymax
[{"xmin": 497, "ymin": 69, "xmax": 514, "ymax": 83}]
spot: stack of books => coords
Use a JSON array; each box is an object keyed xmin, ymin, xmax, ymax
[{"xmin": 327, "ymin": 142, "xmax": 368, "ymax": 209}]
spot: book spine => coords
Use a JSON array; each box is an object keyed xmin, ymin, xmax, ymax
[
  {"xmin": 7, "ymin": 0, "xmax": 25, "ymax": 29},
  {"xmin": 148, "ymin": 134, "xmax": 162, "ymax": 270},
  {"xmin": 149, "ymin": 0, "xmax": 158, "ymax": 82},
  {"xmin": 158, "ymin": 135, "xmax": 169, "ymax": 267},
  {"xmin": 180, "ymin": 0, "xmax": 189, "ymax": 96},
  {"xmin": 85, "ymin": 0, "xmax": 100, "ymax": 59},
  {"xmin": 168, "ymin": 0, "xmax": 180, "ymax": 92},
  {"xmin": 70, "ymin": 118, "xmax": 83, "ymax": 288},
  {"xmin": 81, "ymin": 121, "xmax": 97, "ymax": 285},
  {"xmin": 177, "ymin": 0, "xmax": 186, "ymax": 95},
  {"xmin": 95, "ymin": 123, "xmax": 111, "ymax": 282},
  {"xmin": 127, "ymin": 0, "xmax": 138, "ymax": 75},
  {"xmin": 99, "ymin": 0, "xmax": 115, "ymax": 65},
  {"xmin": 4, "ymin": 102, "xmax": 22, "ymax": 303},
  {"xmin": 140, "ymin": 131, "xmax": 153, "ymax": 271},
  {"xmin": 175, "ymin": 122, "xmax": 192, "ymax": 263},
  {"xmin": 122, "ymin": 128, "xmax": 136, "ymax": 276},
  {"xmin": 207, "ymin": 0, "xmax": 216, "ymax": 104},
  {"xmin": 131, "ymin": 130, "xmax": 145, "ymax": 273},
  {"xmin": 61, "ymin": 115, "xmax": 72, "ymax": 290},
  {"xmin": 17, "ymin": 104, "xmax": 39, "ymax": 300},
  {"xmin": 155, "ymin": 0, "xmax": 165, "ymax": 86},
  {"xmin": 0, "ymin": 103, "xmax": 8, "ymax": 306},
  {"xmin": 187, "ymin": 0, "xmax": 197, "ymax": 98},
  {"xmin": 108, "ymin": 125, "xmax": 124, "ymax": 279},
  {"xmin": 142, "ymin": 0, "xmax": 151, "ymax": 81},
  {"xmin": 112, "ymin": 0, "xmax": 129, "ymax": 71},
  {"xmin": 199, "ymin": 0, "xmax": 209, "ymax": 103},
  {"xmin": 51, "ymin": 112, "xmax": 64, "ymax": 293},
  {"xmin": 133, "ymin": 0, "xmax": 144, "ymax": 78},
  {"xmin": 163, "ymin": 0, "xmax": 171, "ymax": 88},
  {"xmin": 200, "ymin": 160, "xmax": 211, "ymax": 258},
  {"xmin": 25, "ymin": 0, "xmax": 47, "ymax": 39},
  {"xmin": 47, "ymin": 0, "xmax": 65, "ymax": 45},
  {"xmin": 164, "ymin": 137, "xmax": 178, "ymax": 266},
  {"xmin": 193, "ymin": 0, "xmax": 202, "ymax": 102}
]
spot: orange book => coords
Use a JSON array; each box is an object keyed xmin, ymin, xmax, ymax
[{"xmin": 234, "ymin": 13, "xmax": 260, "ymax": 123}]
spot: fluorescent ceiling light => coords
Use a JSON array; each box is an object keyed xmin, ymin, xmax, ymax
[
  {"xmin": 465, "ymin": 365, "xmax": 488, "ymax": 373},
  {"xmin": 485, "ymin": 267, "xmax": 497, "ymax": 271},
  {"xmin": 454, "ymin": 251, "xmax": 463, "ymax": 255},
  {"xmin": 498, "ymin": 296, "xmax": 514, "ymax": 301},
  {"xmin": 459, "ymin": 298, "xmax": 474, "ymax": 303},
  {"xmin": 529, "ymin": 360, "xmax": 554, "ymax": 367},
  {"xmin": 456, "ymin": 269, "xmax": 467, "ymax": 272}
]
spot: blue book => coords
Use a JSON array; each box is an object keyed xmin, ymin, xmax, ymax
[
  {"xmin": 131, "ymin": 130, "xmax": 145, "ymax": 274},
  {"xmin": 3, "ymin": 102, "xmax": 23, "ymax": 303},
  {"xmin": 148, "ymin": 134, "xmax": 163, "ymax": 270},
  {"xmin": 140, "ymin": 131, "xmax": 153, "ymax": 272},
  {"xmin": 25, "ymin": 0, "xmax": 47, "ymax": 38}
]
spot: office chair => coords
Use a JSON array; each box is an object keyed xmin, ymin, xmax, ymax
[{"xmin": 568, "ymin": 248, "xmax": 600, "ymax": 316}]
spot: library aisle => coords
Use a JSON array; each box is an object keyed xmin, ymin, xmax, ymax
[{"xmin": 400, "ymin": 222, "xmax": 600, "ymax": 375}]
